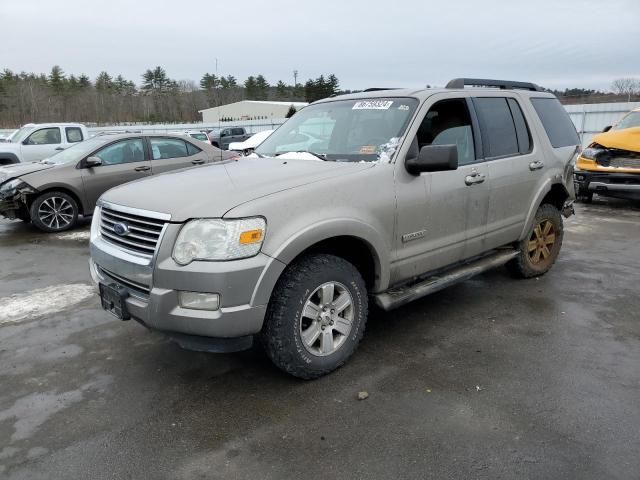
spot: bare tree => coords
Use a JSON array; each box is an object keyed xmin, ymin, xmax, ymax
[{"xmin": 611, "ymin": 77, "xmax": 640, "ymax": 102}]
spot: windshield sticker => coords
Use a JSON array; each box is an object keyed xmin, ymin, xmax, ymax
[
  {"xmin": 398, "ymin": 104, "xmax": 410, "ymax": 111},
  {"xmin": 359, "ymin": 145, "xmax": 377, "ymax": 155},
  {"xmin": 352, "ymin": 100, "xmax": 394, "ymax": 110}
]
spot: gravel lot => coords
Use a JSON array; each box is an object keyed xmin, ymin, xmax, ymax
[{"xmin": 0, "ymin": 198, "xmax": 639, "ymax": 480}]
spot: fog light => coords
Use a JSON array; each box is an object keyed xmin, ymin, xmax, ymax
[
  {"xmin": 577, "ymin": 175, "xmax": 585, "ymax": 180},
  {"xmin": 178, "ymin": 292, "xmax": 220, "ymax": 311}
]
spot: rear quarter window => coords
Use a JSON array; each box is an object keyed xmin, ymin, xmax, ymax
[{"xmin": 530, "ymin": 97, "xmax": 579, "ymax": 148}]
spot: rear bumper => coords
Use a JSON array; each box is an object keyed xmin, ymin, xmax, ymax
[{"xmin": 574, "ymin": 169, "xmax": 640, "ymax": 200}]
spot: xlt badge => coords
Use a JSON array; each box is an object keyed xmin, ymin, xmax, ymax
[{"xmin": 402, "ymin": 230, "xmax": 426, "ymax": 243}]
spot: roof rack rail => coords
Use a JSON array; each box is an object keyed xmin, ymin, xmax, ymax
[
  {"xmin": 445, "ymin": 78, "xmax": 544, "ymax": 92},
  {"xmin": 363, "ymin": 87, "xmax": 403, "ymax": 92}
]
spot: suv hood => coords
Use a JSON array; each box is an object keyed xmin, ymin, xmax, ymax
[
  {"xmin": 0, "ymin": 162, "xmax": 54, "ymax": 184},
  {"xmin": 593, "ymin": 127, "xmax": 640, "ymax": 152},
  {"xmin": 101, "ymin": 157, "xmax": 375, "ymax": 222}
]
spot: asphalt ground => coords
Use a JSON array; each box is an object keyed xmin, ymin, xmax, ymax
[{"xmin": 0, "ymin": 197, "xmax": 639, "ymax": 479}]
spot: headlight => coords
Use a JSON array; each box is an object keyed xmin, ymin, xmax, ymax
[
  {"xmin": 580, "ymin": 147, "xmax": 603, "ymax": 160},
  {"xmin": 173, "ymin": 217, "xmax": 266, "ymax": 265},
  {"xmin": 0, "ymin": 178, "xmax": 25, "ymax": 193}
]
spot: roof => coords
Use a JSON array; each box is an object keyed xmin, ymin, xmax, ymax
[
  {"xmin": 199, "ymin": 100, "xmax": 308, "ymax": 113},
  {"xmin": 314, "ymin": 87, "xmax": 555, "ymax": 105}
]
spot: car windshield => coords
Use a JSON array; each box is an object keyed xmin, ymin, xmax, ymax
[
  {"xmin": 255, "ymin": 97, "xmax": 419, "ymax": 162},
  {"xmin": 9, "ymin": 125, "xmax": 35, "ymax": 143},
  {"xmin": 613, "ymin": 111, "xmax": 640, "ymax": 130},
  {"xmin": 190, "ymin": 133, "xmax": 209, "ymax": 141},
  {"xmin": 41, "ymin": 136, "xmax": 113, "ymax": 164}
]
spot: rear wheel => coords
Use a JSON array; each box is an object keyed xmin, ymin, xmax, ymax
[
  {"xmin": 508, "ymin": 203, "xmax": 563, "ymax": 278},
  {"xmin": 261, "ymin": 254, "xmax": 368, "ymax": 379},
  {"xmin": 30, "ymin": 191, "xmax": 79, "ymax": 233}
]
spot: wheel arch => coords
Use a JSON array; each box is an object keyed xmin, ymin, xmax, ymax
[
  {"xmin": 0, "ymin": 153, "xmax": 20, "ymax": 165},
  {"xmin": 519, "ymin": 180, "xmax": 570, "ymax": 240},
  {"xmin": 252, "ymin": 221, "xmax": 389, "ymax": 307},
  {"xmin": 29, "ymin": 185, "xmax": 86, "ymax": 214}
]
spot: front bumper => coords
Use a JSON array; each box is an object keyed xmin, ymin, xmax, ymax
[
  {"xmin": 574, "ymin": 169, "xmax": 640, "ymax": 200},
  {"xmin": 90, "ymin": 219, "xmax": 286, "ymax": 350}
]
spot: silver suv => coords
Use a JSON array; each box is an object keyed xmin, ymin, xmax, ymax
[{"xmin": 90, "ymin": 78, "xmax": 579, "ymax": 379}]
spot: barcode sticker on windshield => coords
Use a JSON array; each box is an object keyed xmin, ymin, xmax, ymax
[{"xmin": 352, "ymin": 100, "xmax": 394, "ymax": 110}]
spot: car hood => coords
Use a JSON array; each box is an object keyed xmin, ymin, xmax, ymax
[
  {"xmin": 592, "ymin": 127, "xmax": 640, "ymax": 152},
  {"xmin": 101, "ymin": 157, "xmax": 375, "ymax": 222},
  {"xmin": 0, "ymin": 161, "xmax": 54, "ymax": 184}
]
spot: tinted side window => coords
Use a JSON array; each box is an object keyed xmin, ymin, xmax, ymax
[
  {"xmin": 415, "ymin": 98, "xmax": 476, "ymax": 165},
  {"xmin": 473, "ymin": 98, "xmax": 519, "ymax": 158},
  {"xmin": 186, "ymin": 142, "xmax": 202, "ymax": 156},
  {"xmin": 66, "ymin": 127, "xmax": 83, "ymax": 143},
  {"xmin": 232, "ymin": 128, "xmax": 244, "ymax": 135},
  {"xmin": 530, "ymin": 97, "xmax": 580, "ymax": 148},
  {"xmin": 26, "ymin": 128, "xmax": 61, "ymax": 145},
  {"xmin": 95, "ymin": 139, "xmax": 145, "ymax": 165},
  {"xmin": 507, "ymin": 98, "xmax": 531, "ymax": 154},
  {"xmin": 150, "ymin": 138, "xmax": 189, "ymax": 160}
]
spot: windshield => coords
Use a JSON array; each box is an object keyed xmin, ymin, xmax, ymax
[
  {"xmin": 613, "ymin": 111, "xmax": 640, "ymax": 130},
  {"xmin": 42, "ymin": 136, "xmax": 113, "ymax": 164},
  {"xmin": 10, "ymin": 125, "xmax": 35, "ymax": 143},
  {"xmin": 255, "ymin": 97, "xmax": 419, "ymax": 162}
]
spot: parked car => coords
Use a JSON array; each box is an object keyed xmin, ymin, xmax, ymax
[
  {"xmin": 229, "ymin": 129, "xmax": 274, "ymax": 155},
  {"xmin": 90, "ymin": 78, "xmax": 578, "ymax": 379},
  {"xmin": 208, "ymin": 127, "xmax": 252, "ymax": 149},
  {"xmin": 0, "ymin": 130, "xmax": 18, "ymax": 143},
  {"xmin": 172, "ymin": 130, "xmax": 213, "ymax": 145},
  {"xmin": 574, "ymin": 107, "xmax": 640, "ymax": 201},
  {"xmin": 0, "ymin": 123, "xmax": 90, "ymax": 165},
  {"xmin": 0, "ymin": 133, "xmax": 234, "ymax": 232}
]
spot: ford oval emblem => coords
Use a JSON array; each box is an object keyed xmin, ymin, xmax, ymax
[{"xmin": 113, "ymin": 222, "xmax": 130, "ymax": 236}]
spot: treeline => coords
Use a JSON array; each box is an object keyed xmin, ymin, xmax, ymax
[{"xmin": 0, "ymin": 65, "xmax": 343, "ymax": 127}]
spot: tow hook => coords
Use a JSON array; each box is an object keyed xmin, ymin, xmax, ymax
[{"xmin": 562, "ymin": 200, "xmax": 575, "ymax": 218}]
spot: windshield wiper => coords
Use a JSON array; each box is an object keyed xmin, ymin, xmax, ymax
[{"xmin": 276, "ymin": 150, "xmax": 328, "ymax": 161}]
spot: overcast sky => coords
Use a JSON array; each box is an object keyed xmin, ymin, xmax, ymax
[{"xmin": 1, "ymin": 0, "xmax": 638, "ymax": 92}]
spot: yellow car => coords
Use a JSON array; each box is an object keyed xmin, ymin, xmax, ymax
[{"xmin": 574, "ymin": 107, "xmax": 640, "ymax": 201}]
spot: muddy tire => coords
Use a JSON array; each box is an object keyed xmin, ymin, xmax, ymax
[
  {"xmin": 261, "ymin": 254, "xmax": 368, "ymax": 380},
  {"xmin": 508, "ymin": 204, "xmax": 563, "ymax": 278},
  {"xmin": 30, "ymin": 191, "xmax": 79, "ymax": 233}
]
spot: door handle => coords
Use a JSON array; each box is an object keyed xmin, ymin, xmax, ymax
[
  {"xmin": 191, "ymin": 159, "xmax": 205, "ymax": 165},
  {"xmin": 465, "ymin": 173, "xmax": 486, "ymax": 186},
  {"xmin": 134, "ymin": 165, "xmax": 151, "ymax": 172},
  {"xmin": 55, "ymin": 147, "xmax": 65, "ymax": 151},
  {"xmin": 529, "ymin": 160, "xmax": 544, "ymax": 171}
]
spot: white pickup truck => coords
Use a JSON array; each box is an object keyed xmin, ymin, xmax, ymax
[{"xmin": 0, "ymin": 123, "xmax": 90, "ymax": 165}]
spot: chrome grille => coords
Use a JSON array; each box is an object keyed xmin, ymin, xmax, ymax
[
  {"xmin": 100, "ymin": 205, "xmax": 167, "ymax": 256},
  {"xmin": 609, "ymin": 157, "xmax": 640, "ymax": 169}
]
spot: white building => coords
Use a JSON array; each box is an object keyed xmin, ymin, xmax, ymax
[{"xmin": 199, "ymin": 100, "xmax": 308, "ymax": 123}]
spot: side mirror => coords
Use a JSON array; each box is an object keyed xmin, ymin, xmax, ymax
[
  {"xmin": 220, "ymin": 131, "xmax": 228, "ymax": 137},
  {"xmin": 84, "ymin": 156, "xmax": 102, "ymax": 168},
  {"xmin": 602, "ymin": 125, "xmax": 612, "ymax": 133},
  {"xmin": 406, "ymin": 144, "xmax": 458, "ymax": 175},
  {"xmin": 22, "ymin": 138, "xmax": 30, "ymax": 145}
]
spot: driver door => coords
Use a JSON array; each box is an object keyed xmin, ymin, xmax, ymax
[
  {"xmin": 391, "ymin": 95, "xmax": 489, "ymax": 284},
  {"xmin": 80, "ymin": 138, "xmax": 152, "ymax": 209},
  {"xmin": 21, "ymin": 127, "xmax": 64, "ymax": 162}
]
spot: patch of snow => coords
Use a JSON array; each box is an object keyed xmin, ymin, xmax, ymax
[{"xmin": 0, "ymin": 283, "xmax": 95, "ymax": 325}]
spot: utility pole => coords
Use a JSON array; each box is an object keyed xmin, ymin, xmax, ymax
[{"xmin": 293, "ymin": 70, "xmax": 298, "ymax": 88}]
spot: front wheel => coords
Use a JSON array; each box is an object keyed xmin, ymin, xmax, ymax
[
  {"xmin": 508, "ymin": 203, "xmax": 563, "ymax": 278},
  {"xmin": 29, "ymin": 191, "xmax": 79, "ymax": 233},
  {"xmin": 261, "ymin": 254, "xmax": 368, "ymax": 379}
]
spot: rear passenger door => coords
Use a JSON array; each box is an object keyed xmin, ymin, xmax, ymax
[
  {"xmin": 472, "ymin": 96, "xmax": 540, "ymax": 248},
  {"xmin": 148, "ymin": 137, "xmax": 208, "ymax": 174}
]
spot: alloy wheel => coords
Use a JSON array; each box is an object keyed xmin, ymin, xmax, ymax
[
  {"xmin": 38, "ymin": 196, "xmax": 74, "ymax": 230},
  {"xmin": 527, "ymin": 219, "xmax": 556, "ymax": 265},
  {"xmin": 299, "ymin": 281, "xmax": 354, "ymax": 356}
]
